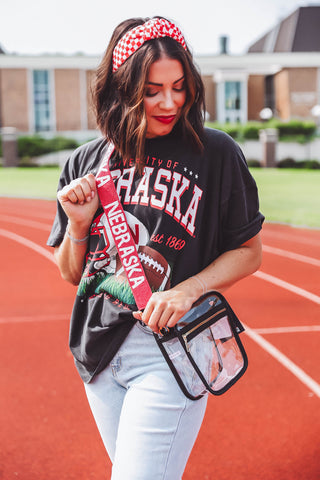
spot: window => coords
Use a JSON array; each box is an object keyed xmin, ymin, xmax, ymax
[
  {"xmin": 215, "ymin": 75, "xmax": 247, "ymax": 124},
  {"xmin": 225, "ymin": 81, "xmax": 241, "ymax": 111},
  {"xmin": 265, "ymin": 75, "xmax": 275, "ymax": 111},
  {"xmin": 33, "ymin": 70, "xmax": 52, "ymax": 131},
  {"xmin": 224, "ymin": 81, "xmax": 242, "ymax": 122}
]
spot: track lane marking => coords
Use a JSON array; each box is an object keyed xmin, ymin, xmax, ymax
[
  {"xmin": 2, "ymin": 227, "xmax": 320, "ymax": 398},
  {"xmin": 262, "ymin": 229, "xmax": 320, "ymax": 248},
  {"xmin": 0, "ymin": 215, "xmax": 52, "ymax": 231},
  {"xmin": 263, "ymin": 245, "xmax": 320, "ymax": 267},
  {"xmin": 0, "ymin": 228, "xmax": 55, "ymax": 263},
  {"xmin": 244, "ymin": 324, "xmax": 320, "ymax": 398},
  {"xmin": 0, "ymin": 314, "xmax": 68, "ymax": 324},
  {"xmin": 253, "ymin": 270, "xmax": 320, "ymax": 305},
  {"xmin": 0, "ymin": 208, "xmax": 55, "ymax": 221},
  {"xmin": 253, "ymin": 326, "xmax": 320, "ymax": 334},
  {"xmin": 2, "ymin": 228, "xmax": 319, "ymax": 307},
  {"xmin": 3, "ymin": 215, "xmax": 320, "ymax": 268}
]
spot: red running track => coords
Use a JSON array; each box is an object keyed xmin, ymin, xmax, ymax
[{"xmin": 0, "ymin": 198, "xmax": 319, "ymax": 480}]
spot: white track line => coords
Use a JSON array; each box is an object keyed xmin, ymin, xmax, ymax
[
  {"xmin": 253, "ymin": 270, "xmax": 320, "ymax": 305},
  {"xmin": 2, "ymin": 227, "xmax": 320, "ymax": 397},
  {"xmin": 243, "ymin": 324, "xmax": 320, "ymax": 398},
  {"xmin": 0, "ymin": 228, "xmax": 55, "ymax": 264},
  {"xmin": 253, "ymin": 326, "xmax": 320, "ymax": 334},
  {"xmin": 0, "ymin": 215, "xmax": 52, "ymax": 231},
  {"xmin": 262, "ymin": 229, "xmax": 320, "ymax": 248},
  {"xmin": 4, "ymin": 217, "xmax": 319, "ymax": 268},
  {"xmin": 263, "ymin": 244, "xmax": 320, "ymax": 267},
  {"xmin": 0, "ymin": 314, "xmax": 68, "ymax": 324}
]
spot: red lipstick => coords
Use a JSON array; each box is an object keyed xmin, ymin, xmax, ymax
[{"xmin": 154, "ymin": 115, "xmax": 176, "ymax": 124}]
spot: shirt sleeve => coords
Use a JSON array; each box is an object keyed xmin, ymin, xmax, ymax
[
  {"xmin": 47, "ymin": 137, "xmax": 107, "ymax": 248},
  {"xmin": 46, "ymin": 154, "xmax": 75, "ymax": 247},
  {"xmin": 219, "ymin": 137, "xmax": 264, "ymax": 252}
]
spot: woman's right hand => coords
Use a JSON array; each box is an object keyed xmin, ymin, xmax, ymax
[
  {"xmin": 54, "ymin": 174, "xmax": 99, "ymax": 285},
  {"xmin": 57, "ymin": 173, "xmax": 99, "ymax": 233}
]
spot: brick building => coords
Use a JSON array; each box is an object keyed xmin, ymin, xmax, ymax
[
  {"xmin": 0, "ymin": 6, "xmax": 320, "ymax": 137},
  {"xmin": 0, "ymin": 55, "xmax": 98, "ymax": 137},
  {"xmin": 200, "ymin": 5, "xmax": 320, "ymax": 124}
]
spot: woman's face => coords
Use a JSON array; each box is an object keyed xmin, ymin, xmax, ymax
[{"xmin": 144, "ymin": 56, "xmax": 186, "ymax": 138}]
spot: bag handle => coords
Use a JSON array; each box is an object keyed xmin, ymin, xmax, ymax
[{"xmin": 95, "ymin": 143, "xmax": 152, "ymax": 310}]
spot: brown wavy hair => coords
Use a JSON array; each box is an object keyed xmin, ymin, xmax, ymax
[{"xmin": 92, "ymin": 17, "xmax": 205, "ymax": 171}]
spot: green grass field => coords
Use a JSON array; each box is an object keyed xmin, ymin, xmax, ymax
[
  {"xmin": 0, "ymin": 167, "xmax": 319, "ymax": 228},
  {"xmin": 0, "ymin": 167, "xmax": 61, "ymax": 200},
  {"xmin": 251, "ymin": 168, "xmax": 320, "ymax": 228}
]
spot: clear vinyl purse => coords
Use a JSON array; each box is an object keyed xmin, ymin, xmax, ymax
[{"xmin": 154, "ymin": 291, "xmax": 248, "ymax": 400}]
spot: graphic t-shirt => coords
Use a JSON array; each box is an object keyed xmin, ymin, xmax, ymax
[{"xmin": 47, "ymin": 127, "xmax": 264, "ymax": 382}]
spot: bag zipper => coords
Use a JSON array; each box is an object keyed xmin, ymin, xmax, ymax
[{"xmin": 182, "ymin": 308, "xmax": 226, "ymax": 352}]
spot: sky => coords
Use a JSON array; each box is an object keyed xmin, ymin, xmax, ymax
[{"xmin": 1, "ymin": 0, "xmax": 320, "ymax": 57}]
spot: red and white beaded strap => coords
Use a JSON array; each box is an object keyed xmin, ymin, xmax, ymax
[
  {"xmin": 113, "ymin": 18, "xmax": 187, "ymax": 72},
  {"xmin": 96, "ymin": 143, "xmax": 152, "ymax": 310}
]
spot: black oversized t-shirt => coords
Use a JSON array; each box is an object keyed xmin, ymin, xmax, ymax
[{"xmin": 47, "ymin": 127, "xmax": 264, "ymax": 382}]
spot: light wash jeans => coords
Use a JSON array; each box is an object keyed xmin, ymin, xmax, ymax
[{"xmin": 84, "ymin": 321, "xmax": 208, "ymax": 480}]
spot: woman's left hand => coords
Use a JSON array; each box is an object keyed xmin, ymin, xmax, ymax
[{"xmin": 132, "ymin": 287, "xmax": 197, "ymax": 334}]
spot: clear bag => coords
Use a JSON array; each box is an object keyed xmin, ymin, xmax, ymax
[{"xmin": 154, "ymin": 291, "xmax": 248, "ymax": 400}]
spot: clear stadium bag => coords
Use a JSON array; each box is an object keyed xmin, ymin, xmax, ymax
[{"xmin": 154, "ymin": 291, "xmax": 248, "ymax": 400}]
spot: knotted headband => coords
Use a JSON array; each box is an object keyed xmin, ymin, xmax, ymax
[{"xmin": 113, "ymin": 18, "xmax": 187, "ymax": 72}]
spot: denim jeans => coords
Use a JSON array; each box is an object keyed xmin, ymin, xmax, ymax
[{"xmin": 84, "ymin": 322, "xmax": 208, "ymax": 480}]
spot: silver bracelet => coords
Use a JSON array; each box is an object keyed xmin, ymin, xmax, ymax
[
  {"xmin": 66, "ymin": 226, "xmax": 89, "ymax": 244},
  {"xmin": 192, "ymin": 275, "xmax": 207, "ymax": 295}
]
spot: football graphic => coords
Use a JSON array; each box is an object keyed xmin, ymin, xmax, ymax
[
  {"xmin": 88, "ymin": 210, "xmax": 172, "ymax": 304},
  {"xmin": 115, "ymin": 245, "xmax": 171, "ymax": 291}
]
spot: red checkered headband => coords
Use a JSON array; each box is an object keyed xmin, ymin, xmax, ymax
[{"xmin": 113, "ymin": 18, "xmax": 187, "ymax": 72}]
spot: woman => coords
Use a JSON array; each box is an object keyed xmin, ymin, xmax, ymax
[{"xmin": 48, "ymin": 16, "xmax": 264, "ymax": 479}]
